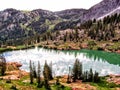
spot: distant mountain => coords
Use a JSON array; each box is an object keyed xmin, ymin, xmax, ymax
[
  {"xmin": 84, "ymin": 0, "xmax": 120, "ymax": 20},
  {"xmin": 55, "ymin": 9, "xmax": 86, "ymax": 20},
  {"xmin": 0, "ymin": 0, "xmax": 120, "ymax": 44},
  {"xmin": 0, "ymin": 8, "xmax": 61, "ymax": 41},
  {"xmin": 54, "ymin": 0, "xmax": 120, "ymax": 21}
]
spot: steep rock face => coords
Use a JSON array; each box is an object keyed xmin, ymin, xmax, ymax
[
  {"xmin": 82, "ymin": 0, "xmax": 120, "ymax": 20},
  {"xmin": 54, "ymin": 0, "xmax": 120, "ymax": 21}
]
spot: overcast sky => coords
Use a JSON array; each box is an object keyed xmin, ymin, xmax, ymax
[{"xmin": 1, "ymin": 0, "xmax": 102, "ymax": 11}]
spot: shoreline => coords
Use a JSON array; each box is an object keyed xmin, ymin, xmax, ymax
[
  {"xmin": 0, "ymin": 44, "xmax": 120, "ymax": 54},
  {"xmin": 0, "ymin": 45, "xmax": 35, "ymax": 53},
  {"xmin": 38, "ymin": 44, "xmax": 120, "ymax": 54}
]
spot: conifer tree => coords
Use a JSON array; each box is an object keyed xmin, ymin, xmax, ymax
[
  {"xmin": 67, "ymin": 66, "xmax": 71, "ymax": 83},
  {"xmin": 0, "ymin": 55, "xmax": 6, "ymax": 76},
  {"xmin": 43, "ymin": 61, "xmax": 53, "ymax": 81},
  {"xmin": 29, "ymin": 60, "xmax": 33, "ymax": 84},
  {"xmin": 94, "ymin": 71, "xmax": 100, "ymax": 83},
  {"xmin": 72, "ymin": 59, "xmax": 82, "ymax": 82},
  {"xmin": 88, "ymin": 68, "xmax": 93, "ymax": 82},
  {"xmin": 32, "ymin": 62, "xmax": 37, "ymax": 78},
  {"xmin": 43, "ymin": 61, "xmax": 51, "ymax": 90},
  {"xmin": 78, "ymin": 61, "xmax": 82, "ymax": 79},
  {"xmin": 37, "ymin": 61, "xmax": 42, "ymax": 88}
]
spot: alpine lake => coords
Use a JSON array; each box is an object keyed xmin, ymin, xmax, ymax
[{"xmin": 2, "ymin": 47, "xmax": 120, "ymax": 76}]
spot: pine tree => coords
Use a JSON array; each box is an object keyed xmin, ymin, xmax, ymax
[
  {"xmin": 49, "ymin": 61, "xmax": 53, "ymax": 79},
  {"xmin": 72, "ymin": 59, "xmax": 78, "ymax": 82},
  {"xmin": 56, "ymin": 77, "xmax": 60, "ymax": 85},
  {"xmin": 72, "ymin": 59, "xmax": 82, "ymax": 82},
  {"xmin": 66, "ymin": 66, "xmax": 71, "ymax": 83},
  {"xmin": 29, "ymin": 60, "xmax": 33, "ymax": 84},
  {"xmin": 32, "ymin": 62, "xmax": 37, "ymax": 78},
  {"xmin": 78, "ymin": 61, "xmax": 82, "ymax": 79},
  {"xmin": 43, "ymin": 61, "xmax": 53, "ymax": 81},
  {"xmin": 88, "ymin": 68, "xmax": 93, "ymax": 82},
  {"xmin": 43, "ymin": 61, "xmax": 51, "ymax": 90},
  {"xmin": 37, "ymin": 61, "xmax": 42, "ymax": 88},
  {"xmin": 74, "ymin": 28, "xmax": 79, "ymax": 42},
  {"xmin": 44, "ymin": 78, "xmax": 51, "ymax": 90},
  {"xmin": 0, "ymin": 55, "xmax": 6, "ymax": 76},
  {"xmin": 94, "ymin": 71, "xmax": 100, "ymax": 83}
]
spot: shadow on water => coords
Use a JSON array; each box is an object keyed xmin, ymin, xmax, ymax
[
  {"xmin": 39, "ymin": 47, "xmax": 120, "ymax": 66},
  {"xmin": 66, "ymin": 49, "xmax": 120, "ymax": 66}
]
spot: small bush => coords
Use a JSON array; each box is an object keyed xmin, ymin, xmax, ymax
[
  {"xmin": 6, "ymin": 78, "xmax": 11, "ymax": 83},
  {"xmin": 10, "ymin": 85, "xmax": 17, "ymax": 90},
  {"xmin": 108, "ymin": 83, "xmax": 117, "ymax": 88},
  {"xmin": 0, "ymin": 78, "xmax": 3, "ymax": 80}
]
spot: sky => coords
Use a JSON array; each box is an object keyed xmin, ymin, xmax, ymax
[{"xmin": 1, "ymin": 0, "xmax": 102, "ymax": 11}]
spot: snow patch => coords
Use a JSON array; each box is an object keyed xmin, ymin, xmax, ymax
[{"xmin": 98, "ymin": 6, "xmax": 120, "ymax": 20}]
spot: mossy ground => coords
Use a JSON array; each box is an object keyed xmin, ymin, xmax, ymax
[{"xmin": 0, "ymin": 75, "xmax": 71, "ymax": 90}]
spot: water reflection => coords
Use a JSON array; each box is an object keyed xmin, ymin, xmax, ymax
[{"xmin": 2, "ymin": 47, "xmax": 120, "ymax": 76}]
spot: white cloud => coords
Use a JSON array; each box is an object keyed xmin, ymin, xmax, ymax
[{"xmin": 0, "ymin": 0, "xmax": 102, "ymax": 11}]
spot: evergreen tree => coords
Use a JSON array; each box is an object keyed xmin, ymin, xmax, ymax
[
  {"xmin": 32, "ymin": 62, "xmax": 37, "ymax": 78},
  {"xmin": 74, "ymin": 28, "xmax": 79, "ymax": 42},
  {"xmin": 88, "ymin": 68, "xmax": 93, "ymax": 82},
  {"xmin": 37, "ymin": 61, "xmax": 42, "ymax": 88},
  {"xmin": 56, "ymin": 77, "xmax": 60, "ymax": 85},
  {"xmin": 44, "ymin": 78, "xmax": 51, "ymax": 90},
  {"xmin": 66, "ymin": 66, "xmax": 71, "ymax": 83},
  {"xmin": 0, "ymin": 55, "xmax": 6, "ymax": 76},
  {"xmin": 29, "ymin": 60, "xmax": 33, "ymax": 84},
  {"xmin": 43, "ymin": 61, "xmax": 51, "ymax": 90},
  {"xmin": 78, "ymin": 61, "xmax": 82, "ymax": 79},
  {"xmin": 43, "ymin": 61, "xmax": 53, "ymax": 80},
  {"xmin": 49, "ymin": 61, "xmax": 53, "ymax": 79},
  {"xmin": 72, "ymin": 59, "xmax": 82, "ymax": 82},
  {"xmin": 72, "ymin": 59, "xmax": 78, "ymax": 82},
  {"xmin": 83, "ymin": 71, "xmax": 88, "ymax": 82},
  {"xmin": 94, "ymin": 71, "xmax": 100, "ymax": 83}
]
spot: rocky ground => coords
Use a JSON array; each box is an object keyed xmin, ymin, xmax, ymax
[
  {"xmin": 0, "ymin": 62, "xmax": 120, "ymax": 90},
  {"xmin": 0, "ymin": 62, "xmax": 28, "ymax": 80},
  {"xmin": 107, "ymin": 75, "xmax": 120, "ymax": 85},
  {"xmin": 38, "ymin": 41, "xmax": 120, "ymax": 54}
]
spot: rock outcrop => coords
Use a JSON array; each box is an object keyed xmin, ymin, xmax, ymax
[{"xmin": 0, "ymin": 62, "xmax": 28, "ymax": 80}]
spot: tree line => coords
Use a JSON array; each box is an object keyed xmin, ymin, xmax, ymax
[
  {"xmin": 38, "ymin": 13, "xmax": 120, "ymax": 44},
  {"xmin": 29, "ymin": 60, "xmax": 53, "ymax": 89},
  {"xmin": 1, "ymin": 13, "xmax": 120, "ymax": 47},
  {"xmin": 29, "ymin": 59, "xmax": 100, "ymax": 89},
  {"xmin": 0, "ymin": 56, "xmax": 100, "ymax": 89}
]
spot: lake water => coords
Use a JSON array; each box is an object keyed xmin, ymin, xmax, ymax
[{"xmin": 2, "ymin": 47, "xmax": 120, "ymax": 76}]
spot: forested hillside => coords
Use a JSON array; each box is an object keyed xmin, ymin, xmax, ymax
[{"xmin": 0, "ymin": 0, "xmax": 120, "ymax": 50}]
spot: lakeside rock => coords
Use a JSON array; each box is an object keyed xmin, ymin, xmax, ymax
[
  {"xmin": 6, "ymin": 62, "xmax": 22, "ymax": 71},
  {"xmin": 116, "ymin": 50, "xmax": 120, "ymax": 54},
  {"xmin": 107, "ymin": 74, "xmax": 120, "ymax": 85},
  {"xmin": 0, "ymin": 62, "xmax": 28, "ymax": 80},
  {"xmin": 3, "ymin": 70, "xmax": 28, "ymax": 80}
]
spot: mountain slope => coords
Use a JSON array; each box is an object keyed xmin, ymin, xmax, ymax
[
  {"xmin": 55, "ymin": 9, "xmax": 86, "ymax": 20},
  {"xmin": 78, "ymin": 0, "xmax": 120, "ymax": 21},
  {"xmin": 0, "ymin": 0, "xmax": 120, "ymax": 45}
]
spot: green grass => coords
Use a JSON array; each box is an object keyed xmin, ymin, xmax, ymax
[
  {"xmin": 51, "ymin": 84, "xmax": 71, "ymax": 90},
  {"xmin": 89, "ymin": 77, "xmax": 120, "ymax": 90},
  {"xmin": 106, "ymin": 42, "xmax": 120, "ymax": 50},
  {"xmin": 0, "ymin": 75, "xmax": 72, "ymax": 90},
  {"xmin": 0, "ymin": 45, "xmax": 35, "ymax": 53},
  {"xmin": 0, "ymin": 48, "xmax": 13, "ymax": 53}
]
